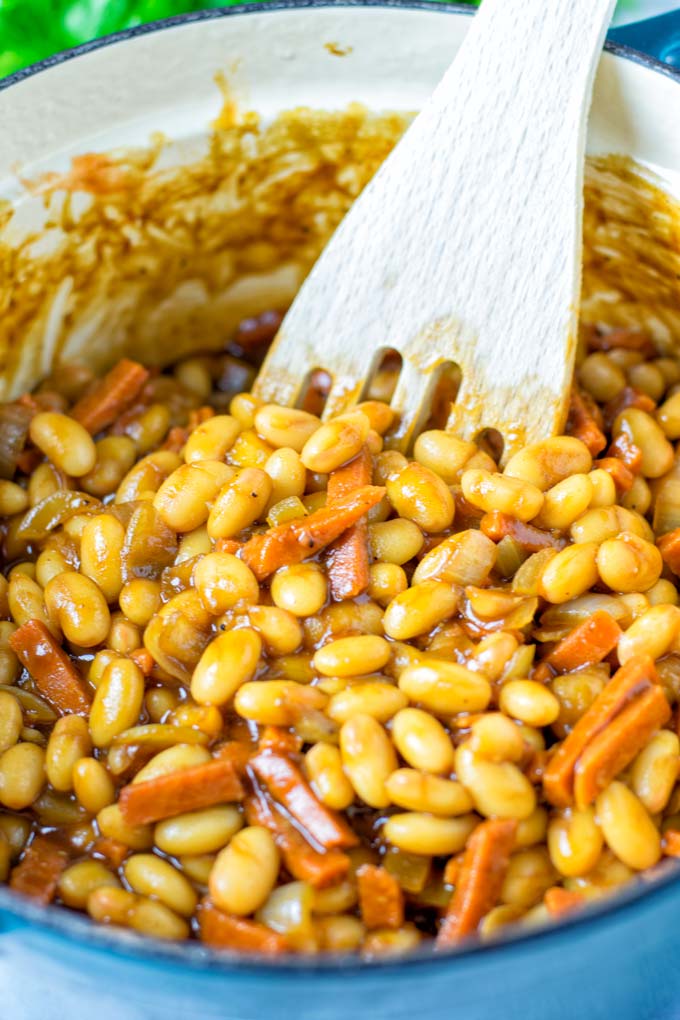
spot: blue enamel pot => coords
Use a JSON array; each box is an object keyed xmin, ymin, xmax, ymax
[{"xmin": 1, "ymin": 4, "xmax": 680, "ymax": 1018}]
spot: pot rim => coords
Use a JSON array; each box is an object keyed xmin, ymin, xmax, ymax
[
  {"xmin": 1, "ymin": 0, "xmax": 680, "ymax": 94},
  {"xmin": 1, "ymin": 0, "xmax": 680, "ymax": 975}
]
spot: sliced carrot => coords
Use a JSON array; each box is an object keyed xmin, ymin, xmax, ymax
[
  {"xmin": 566, "ymin": 389, "xmax": 606, "ymax": 456},
  {"xmin": 10, "ymin": 835, "xmax": 69, "ymax": 904},
  {"xmin": 573, "ymin": 684, "xmax": 670, "ymax": 808},
  {"xmin": 119, "ymin": 759, "xmax": 244, "ymax": 825},
  {"xmin": 543, "ymin": 655, "xmax": 659, "ymax": 807},
  {"xmin": 161, "ymin": 426, "xmax": 188, "ymax": 453},
  {"xmin": 662, "ymin": 830, "xmax": 680, "ymax": 858},
  {"xmin": 443, "ymin": 853, "xmax": 465, "ymax": 888},
  {"xmin": 326, "ymin": 447, "xmax": 373, "ymax": 601},
  {"xmin": 9, "ymin": 618, "xmax": 92, "ymax": 715},
  {"xmin": 480, "ymin": 511, "xmax": 566, "ymax": 552},
  {"xmin": 544, "ymin": 886, "xmax": 586, "ymax": 918},
  {"xmin": 188, "ymin": 406, "xmax": 215, "ymax": 430},
  {"xmin": 592, "ymin": 456, "xmax": 634, "ymax": 494},
  {"xmin": 531, "ymin": 662, "xmax": 554, "ymax": 684},
  {"xmin": 607, "ymin": 433, "xmax": 642, "ymax": 474},
  {"xmin": 658, "ymin": 529, "xmax": 680, "ymax": 576},
  {"xmin": 437, "ymin": 819, "xmax": 517, "ymax": 945},
  {"xmin": 545, "ymin": 610, "xmax": 622, "ymax": 673},
  {"xmin": 244, "ymin": 789, "xmax": 350, "ymax": 888},
  {"xmin": 241, "ymin": 484, "xmax": 385, "ymax": 580},
  {"xmin": 326, "ymin": 529, "xmax": 371, "ymax": 600},
  {"xmin": 129, "ymin": 648, "xmax": 154, "ymax": 676},
  {"xmin": 251, "ymin": 751, "xmax": 359, "ymax": 850},
  {"xmin": 70, "ymin": 358, "xmax": 150, "ymax": 435},
  {"xmin": 257, "ymin": 726, "xmax": 303, "ymax": 756},
  {"xmin": 215, "ymin": 538, "xmax": 243, "ymax": 555},
  {"xmin": 213, "ymin": 739, "xmax": 254, "ymax": 773},
  {"xmin": 92, "ymin": 836, "xmax": 130, "ymax": 869},
  {"xmin": 357, "ymin": 864, "xmax": 404, "ymax": 930},
  {"xmin": 198, "ymin": 899, "xmax": 289, "ymax": 954}
]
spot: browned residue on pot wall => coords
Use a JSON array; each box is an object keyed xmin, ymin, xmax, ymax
[{"xmin": 0, "ymin": 99, "xmax": 679, "ymax": 399}]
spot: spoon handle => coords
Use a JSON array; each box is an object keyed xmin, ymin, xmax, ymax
[
  {"xmin": 255, "ymin": 0, "xmax": 618, "ymax": 455},
  {"xmin": 437, "ymin": 0, "xmax": 618, "ymax": 130},
  {"xmin": 411, "ymin": 0, "xmax": 619, "ymax": 444}
]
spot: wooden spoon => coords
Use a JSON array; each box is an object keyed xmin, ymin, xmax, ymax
[{"xmin": 253, "ymin": 0, "xmax": 618, "ymax": 460}]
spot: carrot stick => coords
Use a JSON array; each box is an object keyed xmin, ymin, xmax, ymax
[
  {"xmin": 241, "ymin": 485, "xmax": 385, "ymax": 580},
  {"xmin": 257, "ymin": 727, "xmax": 303, "ymax": 756},
  {"xmin": 480, "ymin": 511, "xmax": 566, "ymax": 551},
  {"xmin": 532, "ymin": 662, "xmax": 554, "ymax": 684},
  {"xmin": 215, "ymin": 538, "xmax": 242, "ymax": 555},
  {"xmin": 573, "ymin": 684, "xmax": 670, "ymax": 808},
  {"xmin": 10, "ymin": 835, "xmax": 69, "ymax": 904},
  {"xmin": 592, "ymin": 456, "xmax": 635, "ymax": 494},
  {"xmin": 188, "ymin": 406, "xmax": 215, "ymax": 430},
  {"xmin": 607, "ymin": 433, "xmax": 642, "ymax": 474},
  {"xmin": 161, "ymin": 426, "xmax": 188, "ymax": 453},
  {"xmin": 545, "ymin": 610, "xmax": 622, "ymax": 673},
  {"xmin": 662, "ymin": 830, "xmax": 680, "ymax": 858},
  {"xmin": 437, "ymin": 819, "xmax": 517, "ymax": 945},
  {"xmin": 129, "ymin": 648, "xmax": 154, "ymax": 676},
  {"xmin": 70, "ymin": 359, "xmax": 150, "ymax": 435},
  {"xmin": 543, "ymin": 655, "xmax": 659, "ymax": 808},
  {"xmin": 213, "ymin": 739, "xmax": 253, "ymax": 773},
  {"xmin": 544, "ymin": 886, "xmax": 586, "ymax": 918},
  {"xmin": 566, "ymin": 389, "xmax": 607, "ymax": 456},
  {"xmin": 658, "ymin": 529, "xmax": 680, "ymax": 576},
  {"xmin": 326, "ymin": 448, "xmax": 373, "ymax": 601},
  {"xmin": 198, "ymin": 900, "xmax": 289, "ymax": 954},
  {"xmin": 9, "ymin": 618, "xmax": 92, "ymax": 715},
  {"xmin": 357, "ymin": 864, "xmax": 404, "ymax": 930},
  {"xmin": 119, "ymin": 759, "xmax": 244, "ymax": 825},
  {"xmin": 244, "ymin": 789, "xmax": 350, "ymax": 888},
  {"xmin": 443, "ymin": 853, "xmax": 465, "ymax": 888},
  {"xmin": 92, "ymin": 837, "xmax": 130, "ymax": 869},
  {"xmin": 251, "ymin": 751, "xmax": 359, "ymax": 850}
]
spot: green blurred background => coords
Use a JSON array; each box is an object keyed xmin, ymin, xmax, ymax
[{"xmin": 0, "ymin": 0, "xmax": 673, "ymax": 80}]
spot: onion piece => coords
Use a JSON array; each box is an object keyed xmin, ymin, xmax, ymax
[
  {"xmin": 0, "ymin": 684, "xmax": 57, "ymax": 724},
  {"xmin": 110, "ymin": 724, "xmax": 211, "ymax": 749},
  {"xmin": 122, "ymin": 501, "xmax": 177, "ymax": 582},
  {"xmin": 653, "ymin": 460, "xmax": 680, "ymax": 536},
  {"xmin": 0, "ymin": 403, "xmax": 33, "ymax": 479},
  {"xmin": 539, "ymin": 594, "xmax": 626, "ymax": 628},
  {"xmin": 16, "ymin": 490, "xmax": 101, "ymax": 542},
  {"xmin": 143, "ymin": 590, "xmax": 213, "ymax": 681}
]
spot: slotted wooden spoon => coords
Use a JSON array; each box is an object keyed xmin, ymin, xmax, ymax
[{"xmin": 252, "ymin": 0, "xmax": 618, "ymax": 460}]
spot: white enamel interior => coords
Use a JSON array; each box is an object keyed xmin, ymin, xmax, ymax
[{"xmin": 1, "ymin": 4, "xmax": 680, "ymax": 199}]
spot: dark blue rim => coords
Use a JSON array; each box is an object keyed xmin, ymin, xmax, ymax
[{"xmin": 2, "ymin": 0, "xmax": 680, "ymax": 975}]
